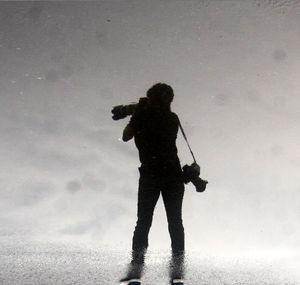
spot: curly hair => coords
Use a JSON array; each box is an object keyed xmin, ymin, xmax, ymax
[{"xmin": 146, "ymin": 83, "xmax": 174, "ymax": 104}]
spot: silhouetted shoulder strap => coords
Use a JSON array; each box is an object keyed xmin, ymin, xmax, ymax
[{"xmin": 178, "ymin": 118, "xmax": 197, "ymax": 164}]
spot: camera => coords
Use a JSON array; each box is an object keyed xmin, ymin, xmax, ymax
[
  {"xmin": 111, "ymin": 97, "xmax": 149, "ymax": 120},
  {"xmin": 182, "ymin": 162, "xmax": 208, "ymax": 192}
]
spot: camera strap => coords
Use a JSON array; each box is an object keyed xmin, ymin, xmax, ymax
[{"xmin": 178, "ymin": 119, "xmax": 197, "ymax": 164}]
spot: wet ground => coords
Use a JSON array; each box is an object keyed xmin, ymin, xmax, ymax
[{"xmin": 0, "ymin": 240, "xmax": 299, "ymax": 285}]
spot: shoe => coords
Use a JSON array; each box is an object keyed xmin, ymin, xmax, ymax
[
  {"xmin": 120, "ymin": 278, "xmax": 141, "ymax": 285},
  {"xmin": 170, "ymin": 279, "xmax": 184, "ymax": 285}
]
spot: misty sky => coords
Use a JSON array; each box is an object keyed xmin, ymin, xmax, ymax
[{"xmin": 0, "ymin": 1, "xmax": 299, "ymax": 256}]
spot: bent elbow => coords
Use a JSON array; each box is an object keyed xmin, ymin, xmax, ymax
[
  {"xmin": 122, "ymin": 134, "xmax": 132, "ymax": 142},
  {"xmin": 122, "ymin": 125, "xmax": 134, "ymax": 142}
]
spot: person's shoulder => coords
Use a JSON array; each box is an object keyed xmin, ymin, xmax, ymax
[
  {"xmin": 170, "ymin": 111, "xmax": 179, "ymax": 120},
  {"xmin": 169, "ymin": 112, "xmax": 180, "ymax": 125}
]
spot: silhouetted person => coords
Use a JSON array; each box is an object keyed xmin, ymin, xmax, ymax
[{"xmin": 115, "ymin": 83, "xmax": 185, "ymax": 285}]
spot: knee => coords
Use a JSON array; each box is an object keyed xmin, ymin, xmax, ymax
[
  {"xmin": 168, "ymin": 219, "xmax": 184, "ymax": 232},
  {"xmin": 136, "ymin": 216, "xmax": 153, "ymax": 229},
  {"xmin": 168, "ymin": 216, "xmax": 183, "ymax": 227}
]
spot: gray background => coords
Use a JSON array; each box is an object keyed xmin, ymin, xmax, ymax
[{"xmin": 0, "ymin": 1, "xmax": 299, "ymax": 283}]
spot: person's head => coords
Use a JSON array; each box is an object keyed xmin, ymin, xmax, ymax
[{"xmin": 146, "ymin": 83, "xmax": 174, "ymax": 110}]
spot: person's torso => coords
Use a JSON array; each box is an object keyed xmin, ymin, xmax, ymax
[{"xmin": 133, "ymin": 109, "xmax": 182, "ymax": 176}]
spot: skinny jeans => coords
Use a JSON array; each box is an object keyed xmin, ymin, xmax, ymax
[
  {"xmin": 126, "ymin": 169, "xmax": 185, "ymax": 280},
  {"xmin": 132, "ymin": 171, "xmax": 185, "ymax": 253}
]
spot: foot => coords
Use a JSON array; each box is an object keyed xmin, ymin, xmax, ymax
[
  {"xmin": 120, "ymin": 278, "xmax": 141, "ymax": 285},
  {"xmin": 170, "ymin": 279, "xmax": 184, "ymax": 285}
]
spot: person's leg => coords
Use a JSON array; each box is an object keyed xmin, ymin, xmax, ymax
[
  {"xmin": 169, "ymin": 250, "xmax": 185, "ymax": 282},
  {"xmin": 162, "ymin": 181, "xmax": 185, "ymax": 253},
  {"xmin": 132, "ymin": 174, "xmax": 161, "ymax": 252},
  {"xmin": 123, "ymin": 174, "xmax": 160, "ymax": 280},
  {"xmin": 161, "ymin": 181, "xmax": 185, "ymax": 280}
]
